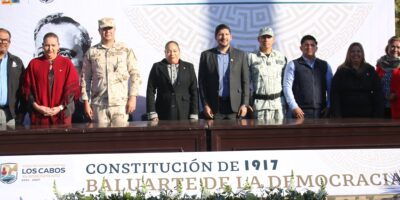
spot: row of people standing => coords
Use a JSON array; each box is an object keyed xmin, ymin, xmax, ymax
[
  {"xmin": 1, "ymin": 21, "xmax": 399, "ymax": 125},
  {"xmin": 147, "ymin": 24, "xmax": 250, "ymax": 121},
  {"xmin": 330, "ymin": 37, "xmax": 400, "ymax": 119},
  {"xmin": 146, "ymin": 24, "xmax": 399, "ymax": 121},
  {"xmin": 0, "ymin": 17, "xmax": 142, "ymax": 126}
]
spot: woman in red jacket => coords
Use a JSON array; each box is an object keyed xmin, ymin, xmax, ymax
[
  {"xmin": 22, "ymin": 32, "xmax": 80, "ymax": 125},
  {"xmin": 376, "ymin": 36, "xmax": 400, "ymax": 118}
]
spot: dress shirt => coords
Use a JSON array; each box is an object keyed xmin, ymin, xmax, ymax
[
  {"xmin": 167, "ymin": 64, "xmax": 179, "ymax": 85},
  {"xmin": 217, "ymin": 51, "xmax": 230, "ymax": 97},
  {"xmin": 283, "ymin": 56, "xmax": 332, "ymax": 110},
  {"xmin": 0, "ymin": 54, "xmax": 8, "ymax": 106}
]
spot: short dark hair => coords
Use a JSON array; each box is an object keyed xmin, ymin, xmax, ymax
[
  {"xmin": 164, "ymin": 40, "xmax": 180, "ymax": 51},
  {"xmin": 0, "ymin": 28, "xmax": 11, "ymax": 40},
  {"xmin": 214, "ymin": 24, "xmax": 231, "ymax": 37},
  {"xmin": 300, "ymin": 35, "xmax": 317, "ymax": 45},
  {"xmin": 34, "ymin": 13, "xmax": 91, "ymax": 53},
  {"xmin": 43, "ymin": 32, "xmax": 59, "ymax": 43}
]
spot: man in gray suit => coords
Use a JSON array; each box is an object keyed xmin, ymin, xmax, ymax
[{"xmin": 198, "ymin": 24, "xmax": 249, "ymax": 119}]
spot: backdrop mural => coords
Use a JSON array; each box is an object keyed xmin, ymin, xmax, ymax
[{"xmin": 0, "ymin": 0, "xmax": 395, "ymax": 120}]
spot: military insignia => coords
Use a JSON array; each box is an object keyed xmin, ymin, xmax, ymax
[{"xmin": 0, "ymin": 163, "xmax": 18, "ymax": 184}]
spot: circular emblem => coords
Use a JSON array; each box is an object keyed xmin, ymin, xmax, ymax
[{"xmin": 39, "ymin": 0, "xmax": 54, "ymax": 3}]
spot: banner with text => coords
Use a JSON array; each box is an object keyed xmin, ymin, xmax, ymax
[{"xmin": 0, "ymin": 149, "xmax": 400, "ymax": 199}]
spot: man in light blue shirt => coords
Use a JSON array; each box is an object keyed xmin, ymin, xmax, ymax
[
  {"xmin": 0, "ymin": 28, "xmax": 25, "ymax": 125},
  {"xmin": 283, "ymin": 35, "xmax": 332, "ymax": 119},
  {"xmin": 199, "ymin": 24, "xmax": 249, "ymax": 120}
]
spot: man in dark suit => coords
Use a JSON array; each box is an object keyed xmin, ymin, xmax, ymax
[
  {"xmin": 198, "ymin": 24, "xmax": 249, "ymax": 119},
  {"xmin": 146, "ymin": 41, "xmax": 198, "ymax": 120},
  {"xmin": 0, "ymin": 28, "xmax": 25, "ymax": 125}
]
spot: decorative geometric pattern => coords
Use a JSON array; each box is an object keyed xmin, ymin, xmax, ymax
[
  {"xmin": 316, "ymin": 149, "xmax": 400, "ymax": 173},
  {"xmin": 122, "ymin": 2, "xmax": 372, "ymax": 69}
]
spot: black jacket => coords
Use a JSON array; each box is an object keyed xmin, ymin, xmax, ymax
[
  {"xmin": 4, "ymin": 52, "xmax": 25, "ymax": 122},
  {"xmin": 330, "ymin": 63, "xmax": 384, "ymax": 118},
  {"xmin": 198, "ymin": 47, "xmax": 249, "ymax": 113},
  {"xmin": 146, "ymin": 59, "xmax": 198, "ymax": 120}
]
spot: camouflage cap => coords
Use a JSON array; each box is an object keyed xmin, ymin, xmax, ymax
[
  {"xmin": 98, "ymin": 17, "xmax": 115, "ymax": 29},
  {"xmin": 258, "ymin": 27, "xmax": 274, "ymax": 37}
]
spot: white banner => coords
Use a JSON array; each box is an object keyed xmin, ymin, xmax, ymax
[
  {"xmin": 1, "ymin": 149, "xmax": 400, "ymax": 199},
  {"xmin": 0, "ymin": 0, "xmax": 395, "ymax": 119}
]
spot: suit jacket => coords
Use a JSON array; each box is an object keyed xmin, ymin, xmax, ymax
[
  {"xmin": 5, "ymin": 52, "xmax": 25, "ymax": 121},
  {"xmin": 146, "ymin": 59, "xmax": 198, "ymax": 120},
  {"xmin": 198, "ymin": 47, "xmax": 249, "ymax": 113}
]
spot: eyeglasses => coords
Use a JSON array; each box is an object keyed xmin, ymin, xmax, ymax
[{"xmin": 0, "ymin": 39, "xmax": 10, "ymax": 44}]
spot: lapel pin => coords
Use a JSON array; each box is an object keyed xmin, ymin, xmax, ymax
[{"xmin": 12, "ymin": 61, "xmax": 17, "ymax": 68}]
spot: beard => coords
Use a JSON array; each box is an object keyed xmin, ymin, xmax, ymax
[{"xmin": 0, "ymin": 49, "xmax": 7, "ymax": 55}]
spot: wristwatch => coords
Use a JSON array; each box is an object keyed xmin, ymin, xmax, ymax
[{"xmin": 59, "ymin": 105, "xmax": 64, "ymax": 111}]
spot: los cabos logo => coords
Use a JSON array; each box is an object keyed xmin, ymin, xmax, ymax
[
  {"xmin": 1, "ymin": 0, "xmax": 20, "ymax": 5},
  {"xmin": 0, "ymin": 163, "xmax": 18, "ymax": 184}
]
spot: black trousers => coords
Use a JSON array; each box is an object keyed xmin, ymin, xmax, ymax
[{"xmin": 215, "ymin": 97, "xmax": 237, "ymax": 120}]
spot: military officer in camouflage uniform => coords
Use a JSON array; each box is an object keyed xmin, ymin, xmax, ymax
[
  {"xmin": 248, "ymin": 27, "xmax": 287, "ymax": 121},
  {"xmin": 81, "ymin": 17, "xmax": 141, "ymax": 124}
]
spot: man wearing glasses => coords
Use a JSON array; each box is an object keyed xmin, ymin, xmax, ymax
[{"xmin": 0, "ymin": 28, "xmax": 25, "ymax": 125}]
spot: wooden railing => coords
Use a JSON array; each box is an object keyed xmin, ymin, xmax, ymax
[{"xmin": 1, "ymin": 119, "xmax": 400, "ymax": 155}]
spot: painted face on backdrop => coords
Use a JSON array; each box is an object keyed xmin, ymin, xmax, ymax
[
  {"xmin": 165, "ymin": 42, "xmax": 180, "ymax": 64},
  {"xmin": 35, "ymin": 23, "xmax": 84, "ymax": 70}
]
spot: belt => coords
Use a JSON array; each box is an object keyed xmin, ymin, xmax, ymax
[
  {"xmin": 0, "ymin": 105, "xmax": 9, "ymax": 109},
  {"xmin": 253, "ymin": 91, "xmax": 282, "ymax": 100}
]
